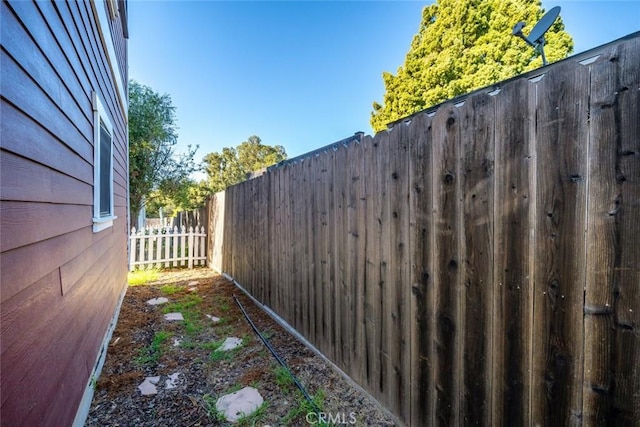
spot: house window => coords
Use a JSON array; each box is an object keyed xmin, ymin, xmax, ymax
[{"xmin": 93, "ymin": 92, "xmax": 116, "ymax": 232}]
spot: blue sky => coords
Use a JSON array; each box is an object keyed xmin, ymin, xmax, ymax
[{"xmin": 128, "ymin": 1, "xmax": 640, "ymax": 169}]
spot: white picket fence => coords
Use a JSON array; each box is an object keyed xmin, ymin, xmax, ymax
[{"xmin": 129, "ymin": 226, "xmax": 207, "ymax": 270}]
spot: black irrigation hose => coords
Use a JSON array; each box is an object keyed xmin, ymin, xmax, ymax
[{"xmin": 233, "ymin": 294, "xmax": 321, "ymax": 415}]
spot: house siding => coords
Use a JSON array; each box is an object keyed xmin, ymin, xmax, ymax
[{"xmin": 0, "ymin": 0, "xmax": 128, "ymax": 425}]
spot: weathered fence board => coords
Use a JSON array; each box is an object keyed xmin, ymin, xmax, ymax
[
  {"xmin": 532, "ymin": 58, "xmax": 589, "ymax": 426},
  {"xmin": 408, "ymin": 112, "xmax": 434, "ymax": 426},
  {"xmin": 460, "ymin": 92, "xmax": 494, "ymax": 426},
  {"xmin": 208, "ymin": 35, "xmax": 640, "ymax": 426}
]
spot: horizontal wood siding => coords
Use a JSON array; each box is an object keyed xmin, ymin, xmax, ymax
[
  {"xmin": 207, "ymin": 35, "xmax": 640, "ymax": 425},
  {"xmin": 0, "ymin": 0, "xmax": 128, "ymax": 425}
]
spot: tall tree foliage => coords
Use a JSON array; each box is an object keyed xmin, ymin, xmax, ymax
[
  {"xmin": 203, "ymin": 135, "xmax": 286, "ymax": 193},
  {"xmin": 129, "ymin": 80, "xmax": 197, "ymax": 224},
  {"xmin": 370, "ymin": 0, "xmax": 573, "ymax": 131}
]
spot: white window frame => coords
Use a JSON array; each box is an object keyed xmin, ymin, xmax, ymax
[
  {"xmin": 106, "ymin": 0, "xmax": 119, "ymax": 20},
  {"xmin": 92, "ymin": 92, "xmax": 117, "ymax": 232}
]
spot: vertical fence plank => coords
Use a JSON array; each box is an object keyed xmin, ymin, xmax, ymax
[
  {"xmin": 362, "ymin": 136, "xmax": 377, "ymax": 395},
  {"xmin": 307, "ymin": 156, "xmax": 318, "ymax": 346},
  {"xmin": 583, "ymin": 39, "xmax": 640, "ymax": 425},
  {"xmin": 319, "ymin": 151, "xmax": 332, "ymax": 359},
  {"xmin": 163, "ymin": 228, "xmax": 170, "ymax": 268},
  {"xmin": 609, "ymin": 38, "xmax": 640, "ymax": 426},
  {"xmin": 344, "ymin": 142, "xmax": 356, "ymax": 380},
  {"xmin": 154, "ymin": 230, "xmax": 162, "ymax": 268},
  {"xmin": 532, "ymin": 59, "xmax": 589, "ymax": 426},
  {"xmin": 334, "ymin": 145, "xmax": 347, "ymax": 369},
  {"xmin": 386, "ymin": 122, "xmax": 411, "ymax": 421},
  {"xmin": 353, "ymin": 139, "xmax": 367, "ymax": 388},
  {"xmin": 375, "ymin": 130, "xmax": 391, "ymax": 403},
  {"xmin": 491, "ymin": 77, "xmax": 535, "ymax": 427},
  {"xmin": 408, "ymin": 112, "xmax": 434, "ymax": 427},
  {"xmin": 459, "ymin": 93, "xmax": 495, "ymax": 426},
  {"xmin": 431, "ymin": 103, "xmax": 461, "ymax": 426},
  {"xmin": 139, "ymin": 229, "xmax": 146, "ymax": 268},
  {"xmin": 283, "ymin": 164, "xmax": 293, "ymax": 326}
]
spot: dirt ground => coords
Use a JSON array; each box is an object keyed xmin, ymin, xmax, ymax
[{"xmin": 85, "ymin": 269, "xmax": 399, "ymax": 426}]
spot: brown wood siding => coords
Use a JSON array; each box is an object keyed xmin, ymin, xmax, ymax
[
  {"xmin": 0, "ymin": 0, "xmax": 128, "ymax": 425},
  {"xmin": 208, "ymin": 34, "xmax": 640, "ymax": 425}
]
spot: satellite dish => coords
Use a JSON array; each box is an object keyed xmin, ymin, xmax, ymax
[{"xmin": 512, "ymin": 6, "xmax": 561, "ymax": 65}]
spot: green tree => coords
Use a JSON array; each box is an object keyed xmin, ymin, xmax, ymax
[
  {"xmin": 203, "ymin": 135, "xmax": 287, "ymax": 193},
  {"xmin": 146, "ymin": 179, "xmax": 210, "ymax": 218},
  {"xmin": 129, "ymin": 80, "xmax": 197, "ymax": 224},
  {"xmin": 371, "ymin": 0, "xmax": 573, "ymax": 132}
]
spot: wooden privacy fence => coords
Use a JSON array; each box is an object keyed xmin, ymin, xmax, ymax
[
  {"xmin": 208, "ymin": 35, "xmax": 639, "ymax": 426},
  {"xmin": 129, "ymin": 226, "xmax": 207, "ymax": 270}
]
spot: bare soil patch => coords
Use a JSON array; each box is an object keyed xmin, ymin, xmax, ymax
[{"xmin": 85, "ymin": 269, "xmax": 398, "ymax": 426}]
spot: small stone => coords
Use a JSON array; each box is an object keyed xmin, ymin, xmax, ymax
[
  {"xmin": 206, "ymin": 314, "xmax": 221, "ymax": 323},
  {"xmin": 165, "ymin": 372, "xmax": 182, "ymax": 390},
  {"xmin": 147, "ymin": 297, "xmax": 169, "ymax": 306},
  {"xmin": 216, "ymin": 386, "xmax": 264, "ymax": 422},
  {"xmin": 164, "ymin": 312, "xmax": 184, "ymax": 321},
  {"xmin": 187, "ymin": 281, "xmax": 199, "ymax": 287},
  {"xmin": 220, "ymin": 337, "xmax": 242, "ymax": 351},
  {"xmin": 173, "ymin": 337, "xmax": 182, "ymax": 347},
  {"xmin": 138, "ymin": 376, "xmax": 161, "ymax": 395}
]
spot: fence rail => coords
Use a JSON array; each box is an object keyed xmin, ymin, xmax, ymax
[
  {"xmin": 129, "ymin": 226, "xmax": 207, "ymax": 270},
  {"xmin": 208, "ymin": 35, "xmax": 640, "ymax": 426}
]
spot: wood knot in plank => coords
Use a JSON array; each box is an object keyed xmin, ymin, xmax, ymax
[{"xmin": 443, "ymin": 172, "xmax": 455, "ymax": 184}]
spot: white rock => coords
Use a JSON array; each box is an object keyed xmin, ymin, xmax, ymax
[
  {"xmin": 173, "ymin": 337, "xmax": 182, "ymax": 347},
  {"xmin": 138, "ymin": 376, "xmax": 160, "ymax": 395},
  {"xmin": 146, "ymin": 297, "xmax": 169, "ymax": 306},
  {"xmin": 165, "ymin": 372, "xmax": 182, "ymax": 390},
  {"xmin": 220, "ymin": 337, "xmax": 242, "ymax": 351},
  {"xmin": 206, "ymin": 314, "xmax": 221, "ymax": 323},
  {"xmin": 216, "ymin": 386, "xmax": 264, "ymax": 422},
  {"xmin": 164, "ymin": 312, "xmax": 184, "ymax": 321},
  {"xmin": 187, "ymin": 281, "xmax": 199, "ymax": 287}
]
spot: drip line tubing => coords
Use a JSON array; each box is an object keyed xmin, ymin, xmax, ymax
[{"xmin": 232, "ymin": 294, "xmax": 320, "ymax": 414}]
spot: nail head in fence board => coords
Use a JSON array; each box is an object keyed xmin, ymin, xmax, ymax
[
  {"xmin": 583, "ymin": 38, "xmax": 640, "ymax": 425},
  {"xmin": 407, "ymin": 112, "xmax": 435, "ymax": 426},
  {"xmin": 491, "ymin": 77, "xmax": 534, "ymax": 426},
  {"xmin": 532, "ymin": 59, "xmax": 589, "ymax": 426},
  {"xmin": 431, "ymin": 103, "xmax": 461, "ymax": 426},
  {"xmin": 459, "ymin": 92, "xmax": 495, "ymax": 426}
]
